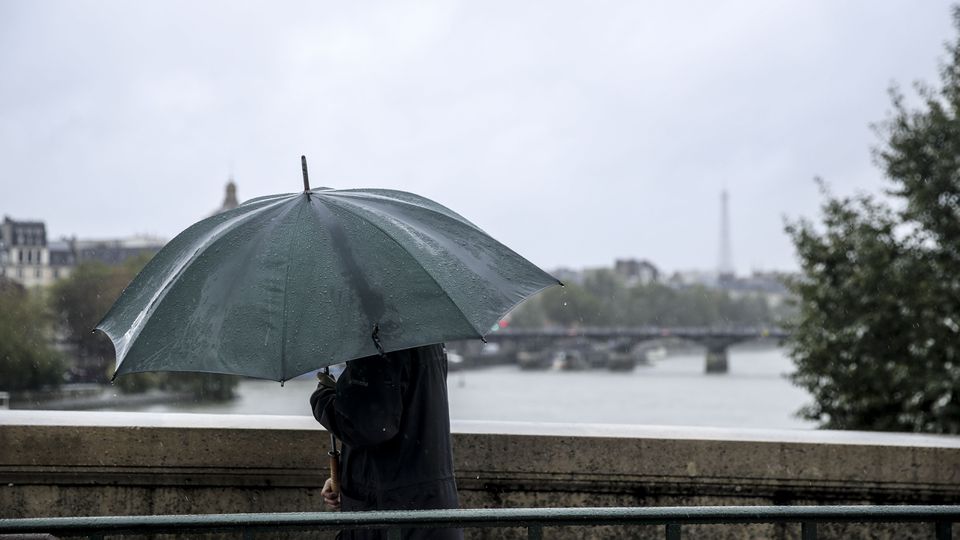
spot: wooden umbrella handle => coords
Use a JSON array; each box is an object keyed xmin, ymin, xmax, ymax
[{"xmin": 328, "ymin": 450, "xmax": 341, "ymax": 494}]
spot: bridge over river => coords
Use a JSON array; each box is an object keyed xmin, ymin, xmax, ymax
[{"xmin": 475, "ymin": 326, "xmax": 790, "ymax": 373}]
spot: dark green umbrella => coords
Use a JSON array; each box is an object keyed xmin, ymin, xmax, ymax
[{"xmin": 97, "ymin": 157, "xmax": 561, "ymax": 383}]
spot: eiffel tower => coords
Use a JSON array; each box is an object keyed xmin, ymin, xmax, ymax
[{"xmin": 718, "ymin": 189, "xmax": 734, "ymax": 284}]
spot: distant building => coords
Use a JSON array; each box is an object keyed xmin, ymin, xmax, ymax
[
  {"xmin": 719, "ymin": 270, "xmax": 793, "ymax": 308},
  {"xmin": 614, "ymin": 258, "xmax": 660, "ymax": 286},
  {"xmin": 667, "ymin": 267, "xmax": 793, "ymax": 307},
  {"xmin": 70, "ymin": 235, "xmax": 166, "ymax": 266},
  {"xmin": 0, "ymin": 215, "xmax": 166, "ymax": 287},
  {"xmin": 0, "ymin": 216, "xmax": 60, "ymax": 287},
  {"xmin": 0, "ymin": 178, "xmax": 240, "ymax": 287},
  {"xmin": 667, "ymin": 270, "xmax": 719, "ymax": 289},
  {"xmin": 47, "ymin": 239, "xmax": 76, "ymax": 281}
]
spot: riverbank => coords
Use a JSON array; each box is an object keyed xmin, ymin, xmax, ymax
[{"xmin": 9, "ymin": 384, "xmax": 189, "ymax": 411}]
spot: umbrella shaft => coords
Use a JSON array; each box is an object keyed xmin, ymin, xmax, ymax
[{"xmin": 323, "ymin": 365, "xmax": 340, "ymax": 489}]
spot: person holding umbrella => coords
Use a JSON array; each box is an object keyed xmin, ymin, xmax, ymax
[
  {"xmin": 96, "ymin": 158, "xmax": 561, "ymax": 538},
  {"xmin": 310, "ymin": 343, "xmax": 460, "ymax": 539}
]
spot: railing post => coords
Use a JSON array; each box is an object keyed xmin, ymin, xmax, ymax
[
  {"xmin": 936, "ymin": 521, "xmax": 952, "ymax": 540},
  {"xmin": 666, "ymin": 523, "xmax": 681, "ymax": 540},
  {"xmin": 801, "ymin": 521, "xmax": 817, "ymax": 540},
  {"xmin": 528, "ymin": 524, "xmax": 543, "ymax": 540}
]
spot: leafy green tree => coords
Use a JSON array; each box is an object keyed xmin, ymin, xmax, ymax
[
  {"xmin": 51, "ymin": 261, "xmax": 122, "ymax": 371},
  {"xmin": 786, "ymin": 8, "xmax": 960, "ymax": 433},
  {"xmin": 538, "ymin": 284, "xmax": 605, "ymax": 327},
  {"xmin": 51, "ymin": 255, "xmax": 153, "ymax": 378},
  {"xmin": 509, "ymin": 271, "xmax": 776, "ymax": 329},
  {"xmin": 0, "ymin": 280, "xmax": 64, "ymax": 391}
]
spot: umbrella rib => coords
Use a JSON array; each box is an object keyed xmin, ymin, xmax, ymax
[
  {"xmin": 278, "ymin": 201, "xmax": 309, "ymax": 382},
  {"xmin": 327, "ymin": 190, "xmax": 485, "ymax": 234},
  {"xmin": 315, "ymin": 196, "xmax": 487, "ymax": 339}
]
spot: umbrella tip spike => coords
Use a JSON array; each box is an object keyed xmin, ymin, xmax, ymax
[{"xmin": 301, "ymin": 155, "xmax": 311, "ymax": 193}]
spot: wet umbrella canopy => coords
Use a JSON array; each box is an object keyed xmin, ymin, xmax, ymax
[{"xmin": 97, "ymin": 159, "xmax": 561, "ymax": 382}]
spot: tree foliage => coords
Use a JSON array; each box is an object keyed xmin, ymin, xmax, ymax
[
  {"xmin": 0, "ymin": 280, "xmax": 64, "ymax": 391},
  {"xmin": 509, "ymin": 269, "xmax": 779, "ymax": 329},
  {"xmin": 51, "ymin": 259, "xmax": 135, "ymax": 370},
  {"xmin": 786, "ymin": 9, "xmax": 960, "ymax": 433}
]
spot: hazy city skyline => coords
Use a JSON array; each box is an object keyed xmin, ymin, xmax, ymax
[{"xmin": 1, "ymin": 1, "xmax": 954, "ymax": 274}]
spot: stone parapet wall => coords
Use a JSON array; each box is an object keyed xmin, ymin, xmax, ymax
[
  {"xmin": 2, "ymin": 411, "xmax": 959, "ymax": 539},
  {"xmin": 453, "ymin": 422, "xmax": 960, "ymax": 504}
]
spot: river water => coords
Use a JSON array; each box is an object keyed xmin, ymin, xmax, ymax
[{"xmin": 136, "ymin": 346, "xmax": 816, "ymax": 430}]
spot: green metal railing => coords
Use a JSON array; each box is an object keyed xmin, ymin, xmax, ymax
[{"xmin": 1, "ymin": 505, "xmax": 957, "ymax": 539}]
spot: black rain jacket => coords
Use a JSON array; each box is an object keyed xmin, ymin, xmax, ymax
[{"xmin": 310, "ymin": 343, "xmax": 461, "ymax": 540}]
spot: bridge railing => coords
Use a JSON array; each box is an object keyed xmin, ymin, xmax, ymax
[{"xmin": 1, "ymin": 505, "xmax": 957, "ymax": 539}]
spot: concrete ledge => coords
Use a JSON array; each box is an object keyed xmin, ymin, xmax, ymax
[
  {"xmin": 452, "ymin": 422, "xmax": 960, "ymax": 503},
  {"xmin": 3, "ymin": 411, "xmax": 959, "ymax": 539},
  {"xmin": 453, "ymin": 418, "xmax": 960, "ymax": 446}
]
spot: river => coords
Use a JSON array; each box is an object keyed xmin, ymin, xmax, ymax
[{"xmin": 133, "ymin": 346, "xmax": 817, "ymax": 430}]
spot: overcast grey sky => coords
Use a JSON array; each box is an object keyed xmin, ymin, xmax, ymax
[{"xmin": 0, "ymin": 1, "xmax": 954, "ymax": 274}]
